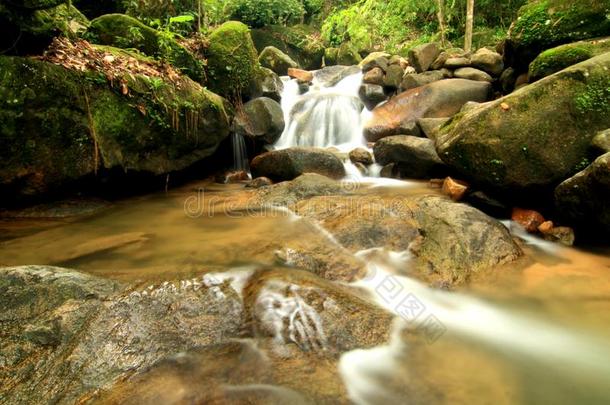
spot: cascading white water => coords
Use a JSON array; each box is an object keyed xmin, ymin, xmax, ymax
[
  {"xmin": 231, "ymin": 133, "xmax": 249, "ymax": 172},
  {"xmin": 274, "ymin": 72, "xmax": 371, "ymax": 152}
]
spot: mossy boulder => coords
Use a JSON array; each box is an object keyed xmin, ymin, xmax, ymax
[
  {"xmin": 0, "ymin": 55, "xmax": 232, "ymax": 200},
  {"xmin": 205, "ymin": 21, "xmax": 260, "ymax": 98},
  {"xmin": 251, "ymin": 24, "xmax": 325, "ymax": 70},
  {"xmin": 436, "ymin": 53, "xmax": 610, "ymax": 195},
  {"xmin": 529, "ymin": 37, "xmax": 610, "ymax": 81},
  {"xmin": 87, "ymin": 14, "xmax": 205, "ymax": 84},
  {"xmin": 555, "ymin": 152, "xmax": 610, "ymax": 234},
  {"xmin": 324, "ymin": 47, "xmax": 339, "ymax": 66},
  {"xmin": 506, "ymin": 0, "xmax": 610, "ymax": 70},
  {"xmin": 0, "ymin": 2, "xmax": 89, "ymax": 55},
  {"xmin": 336, "ymin": 42, "xmax": 362, "ymax": 65},
  {"xmin": 258, "ymin": 46, "xmax": 298, "ymax": 75}
]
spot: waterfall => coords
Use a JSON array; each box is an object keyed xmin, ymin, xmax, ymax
[
  {"xmin": 231, "ymin": 133, "xmax": 249, "ymax": 172},
  {"xmin": 275, "ymin": 72, "xmax": 370, "ymax": 152}
]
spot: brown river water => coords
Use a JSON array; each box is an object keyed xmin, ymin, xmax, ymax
[{"xmin": 1, "ymin": 178, "xmax": 610, "ymax": 404}]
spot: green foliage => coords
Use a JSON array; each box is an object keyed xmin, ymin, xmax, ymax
[
  {"xmin": 225, "ymin": 0, "xmax": 305, "ymax": 28},
  {"xmin": 321, "ymin": 0, "xmax": 526, "ymax": 53}
]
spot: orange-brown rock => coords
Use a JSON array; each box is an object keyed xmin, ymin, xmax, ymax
[
  {"xmin": 512, "ymin": 208, "xmax": 545, "ymax": 233},
  {"xmin": 442, "ymin": 177, "xmax": 469, "ymax": 201},
  {"xmin": 288, "ymin": 68, "xmax": 313, "ymax": 82},
  {"xmin": 364, "ymin": 79, "xmax": 491, "ymax": 142}
]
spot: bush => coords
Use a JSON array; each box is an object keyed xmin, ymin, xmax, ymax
[
  {"xmin": 321, "ymin": 0, "xmax": 527, "ymax": 53},
  {"xmin": 225, "ymin": 0, "xmax": 305, "ymax": 28}
]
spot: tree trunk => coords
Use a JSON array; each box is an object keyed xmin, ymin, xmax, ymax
[
  {"xmin": 465, "ymin": 0, "xmax": 475, "ymax": 52},
  {"xmin": 436, "ymin": 0, "xmax": 447, "ymax": 47}
]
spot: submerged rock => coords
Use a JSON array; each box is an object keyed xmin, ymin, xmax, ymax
[
  {"xmin": 294, "ymin": 195, "xmax": 522, "ymax": 285},
  {"xmin": 251, "ymin": 148, "xmax": 346, "ymax": 182},
  {"xmin": 436, "ymin": 53, "xmax": 610, "ymax": 194},
  {"xmin": 373, "ymin": 136, "xmax": 448, "ymax": 179},
  {"xmin": 364, "ymin": 79, "xmax": 491, "ymax": 142},
  {"xmin": 96, "ymin": 339, "xmax": 349, "ymax": 404},
  {"xmin": 243, "ymin": 268, "xmax": 394, "ymax": 353},
  {"xmin": 555, "ymin": 152, "xmax": 610, "ymax": 234},
  {"xmin": 0, "ymin": 265, "xmax": 243, "ymax": 403}
]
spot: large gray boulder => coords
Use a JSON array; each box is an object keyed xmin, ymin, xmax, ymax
[
  {"xmin": 374, "ymin": 135, "xmax": 447, "ymax": 179},
  {"xmin": 251, "ymin": 148, "xmax": 346, "ymax": 182},
  {"xmin": 293, "ymin": 195, "xmax": 523, "ymax": 286},
  {"xmin": 232, "ymin": 97, "xmax": 285, "ymax": 145},
  {"xmin": 364, "ymin": 79, "xmax": 492, "ymax": 142},
  {"xmin": 436, "ymin": 53, "xmax": 610, "ymax": 193},
  {"xmin": 0, "ymin": 265, "xmax": 243, "ymax": 404}
]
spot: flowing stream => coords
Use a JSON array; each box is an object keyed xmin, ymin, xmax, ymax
[{"xmin": 1, "ymin": 72, "xmax": 610, "ymax": 404}]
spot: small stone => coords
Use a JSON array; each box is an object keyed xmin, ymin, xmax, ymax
[
  {"xmin": 454, "ymin": 67, "xmax": 493, "ymax": 82},
  {"xmin": 288, "ymin": 68, "xmax": 313, "ymax": 83},
  {"xmin": 500, "ymin": 102, "xmax": 510, "ymax": 111},
  {"xmin": 349, "ymin": 148, "xmax": 374, "ymax": 166},
  {"xmin": 246, "ymin": 177, "xmax": 273, "ymax": 188},
  {"xmin": 103, "ymin": 54, "xmax": 115, "ymax": 64},
  {"xmin": 363, "ymin": 67, "xmax": 385, "ymax": 86},
  {"xmin": 512, "ymin": 208, "xmax": 545, "ymax": 233},
  {"xmin": 216, "ymin": 170, "xmax": 249, "ymax": 184},
  {"xmin": 442, "ymin": 177, "xmax": 469, "ymax": 201},
  {"xmin": 542, "ymin": 226, "xmax": 575, "ymax": 246},
  {"xmin": 538, "ymin": 220, "xmax": 554, "ymax": 234}
]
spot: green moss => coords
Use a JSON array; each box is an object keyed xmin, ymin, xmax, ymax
[
  {"xmin": 574, "ymin": 77, "xmax": 610, "ymax": 115},
  {"xmin": 205, "ymin": 21, "xmax": 260, "ymax": 98},
  {"xmin": 510, "ymin": 0, "xmax": 610, "ymax": 49},
  {"xmin": 87, "ymin": 14, "xmax": 205, "ymax": 84},
  {"xmin": 529, "ymin": 38, "xmax": 610, "ymax": 80},
  {"xmin": 0, "ymin": 55, "xmax": 232, "ymax": 197},
  {"xmin": 251, "ymin": 24, "xmax": 325, "ymax": 70}
]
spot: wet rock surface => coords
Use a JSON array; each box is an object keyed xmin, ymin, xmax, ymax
[
  {"xmin": 555, "ymin": 152, "xmax": 610, "ymax": 234},
  {"xmin": 436, "ymin": 54, "xmax": 610, "ymax": 194},
  {"xmin": 364, "ymin": 79, "xmax": 491, "ymax": 142},
  {"xmin": 251, "ymin": 148, "xmax": 346, "ymax": 182},
  {"xmin": 374, "ymin": 135, "xmax": 448, "ymax": 179},
  {"xmin": 0, "ymin": 265, "xmax": 243, "ymax": 404}
]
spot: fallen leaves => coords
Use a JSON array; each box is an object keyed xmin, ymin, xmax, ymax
[{"xmin": 40, "ymin": 37, "xmax": 184, "ymax": 89}]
